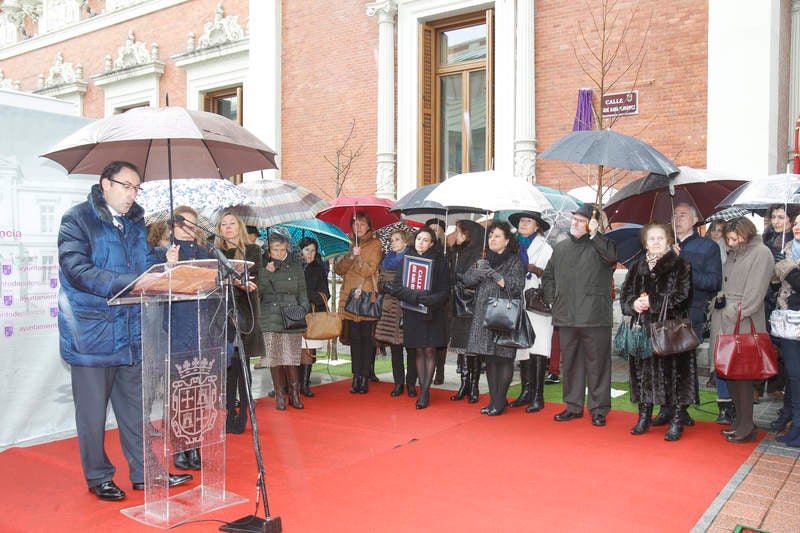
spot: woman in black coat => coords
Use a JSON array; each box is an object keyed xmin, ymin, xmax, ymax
[
  {"xmin": 461, "ymin": 221, "xmax": 526, "ymax": 416},
  {"xmin": 619, "ymin": 223, "xmax": 697, "ymax": 441},
  {"xmin": 297, "ymin": 236, "xmax": 330, "ymax": 398},
  {"xmin": 386, "ymin": 227, "xmax": 450, "ymax": 409},
  {"xmin": 448, "ymin": 219, "xmax": 485, "ymax": 402}
]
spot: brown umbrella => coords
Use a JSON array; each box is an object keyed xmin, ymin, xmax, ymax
[{"xmin": 41, "ymin": 106, "xmax": 277, "ymax": 180}]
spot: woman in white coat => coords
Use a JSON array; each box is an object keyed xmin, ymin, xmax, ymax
[{"xmin": 508, "ymin": 211, "xmax": 554, "ymax": 413}]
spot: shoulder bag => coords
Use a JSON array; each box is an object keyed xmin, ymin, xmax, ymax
[
  {"xmin": 613, "ymin": 314, "xmax": 653, "ymax": 360},
  {"xmin": 494, "ymin": 305, "xmax": 536, "ymax": 349},
  {"xmin": 344, "ymin": 272, "xmax": 383, "ymax": 319},
  {"xmin": 483, "ymin": 286, "xmax": 522, "ymax": 333},
  {"xmin": 715, "ymin": 303, "xmax": 778, "ymax": 380},
  {"xmin": 648, "ymin": 280, "xmax": 700, "ymax": 356},
  {"xmin": 769, "ymin": 308, "xmax": 800, "ymax": 340},
  {"xmin": 305, "ymin": 293, "xmax": 342, "ymax": 340}
]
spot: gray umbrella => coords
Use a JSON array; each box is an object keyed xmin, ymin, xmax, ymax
[
  {"xmin": 390, "ymin": 183, "xmax": 445, "ymax": 215},
  {"xmin": 538, "ymin": 130, "xmax": 679, "ymax": 177}
]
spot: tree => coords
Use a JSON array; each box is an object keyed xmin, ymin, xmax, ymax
[
  {"xmin": 321, "ymin": 119, "xmax": 364, "ymax": 360},
  {"xmin": 572, "ymin": 0, "xmax": 651, "ymax": 213}
]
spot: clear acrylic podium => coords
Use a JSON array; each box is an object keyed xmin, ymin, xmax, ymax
[{"xmin": 109, "ymin": 259, "xmax": 248, "ymax": 528}]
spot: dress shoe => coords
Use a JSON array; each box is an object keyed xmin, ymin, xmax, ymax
[
  {"xmin": 554, "ymin": 409, "xmax": 583, "ymax": 422},
  {"xmin": 726, "ymin": 430, "xmax": 757, "ymax": 444},
  {"xmin": 591, "ymin": 414, "xmax": 607, "ymax": 427},
  {"xmin": 173, "ymin": 451, "xmax": 190, "ymax": 470},
  {"xmin": 132, "ymin": 473, "xmax": 193, "ymax": 490},
  {"xmin": 480, "ymin": 405, "xmax": 490, "ymax": 415},
  {"xmin": 407, "ymin": 385, "xmax": 417, "ymax": 398},
  {"xmin": 390, "ymin": 383, "xmax": 404, "ymax": 397},
  {"xmin": 721, "ymin": 428, "xmax": 737, "ymax": 436},
  {"xmin": 89, "ymin": 480, "xmax": 126, "ymax": 501},
  {"xmin": 186, "ymin": 448, "xmax": 201, "ymax": 470},
  {"xmin": 369, "ymin": 373, "xmax": 380, "ymax": 383},
  {"xmin": 349, "ymin": 376, "xmax": 359, "ymax": 394},
  {"xmin": 544, "ymin": 372, "xmax": 560, "ymax": 385},
  {"xmin": 776, "ymin": 425, "xmax": 800, "ymax": 443},
  {"xmin": 487, "ymin": 404, "xmax": 507, "ymax": 416}
]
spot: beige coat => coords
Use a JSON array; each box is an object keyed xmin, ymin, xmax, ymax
[
  {"xmin": 333, "ymin": 231, "xmax": 384, "ymax": 322},
  {"xmin": 710, "ymin": 238, "xmax": 774, "ymax": 344}
]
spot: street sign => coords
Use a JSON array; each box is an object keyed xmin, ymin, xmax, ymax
[{"xmin": 602, "ymin": 90, "xmax": 638, "ymax": 118}]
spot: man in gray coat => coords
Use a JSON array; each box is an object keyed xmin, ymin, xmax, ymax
[{"xmin": 542, "ymin": 203, "xmax": 618, "ymax": 426}]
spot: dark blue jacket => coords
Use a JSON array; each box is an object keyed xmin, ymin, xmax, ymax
[
  {"xmin": 58, "ymin": 184, "xmax": 158, "ymax": 367},
  {"xmin": 678, "ymin": 230, "xmax": 722, "ymax": 311}
]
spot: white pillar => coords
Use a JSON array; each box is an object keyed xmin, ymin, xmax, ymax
[
  {"xmin": 790, "ymin": 0, "xmax": 800, "ymax": 164},
  {"xmin": 367, "ymin": 1, "xmax": 397, "ymax": 199},
  {"xmin": 513, "ymin": 0, "xmax": 536, "ymax": 183}
]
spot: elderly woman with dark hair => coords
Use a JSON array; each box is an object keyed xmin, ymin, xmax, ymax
[
  {"xmin": 710, "ymin": 217, "xmax": 774, "ymax": 443},
  {"xmin": 385, "ymin": 227, "xmax": 450, "ymax": 409},
  {"xmin": 334, "ymin": 211, "xmax": 384, "ymax": 394},
  {"xmin": 297, "ymin": 236, "xmax": 330, "ymax": 397},
  {"xmin": 462, "ymin": 221, "xmax": 526, "ymax": 416},
  {"xmin": 258, "ymin": 232, "xmax": 309, "ymax": 411},
  {"xmin": 620, "ymin": 223, "xmax": 696, "ymax": 441}
]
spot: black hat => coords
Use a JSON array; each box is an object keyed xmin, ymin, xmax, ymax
[
  {"xmin": 246, "ymin": 225, "xmax": 259, "ymax": 236},
  {"xmin": 572, "ymin": 203, "xmax": 596, "ymax": 220},
  {"xmin": 508, "ymin": 211, "xmax": 551, "ymax": 232}
]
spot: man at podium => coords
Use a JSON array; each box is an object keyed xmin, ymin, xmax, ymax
[{"xmin": 57, "ymin": 161, "xmax": 192, "ymax": 502}]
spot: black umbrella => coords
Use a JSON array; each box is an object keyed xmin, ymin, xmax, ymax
[
  {"xmin": 538, "ymin": 130, "xmax": 679, "ymax": 177},
  {"xmin": 606, "ymin": 224, "xmax": 644, "ymax": 267}
]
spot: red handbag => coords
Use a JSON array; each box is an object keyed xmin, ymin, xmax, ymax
[{"xmin": 713, "ymin": 303, "xmax": 778, "ymax": 380}]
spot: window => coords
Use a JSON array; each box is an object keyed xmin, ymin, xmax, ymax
[
  {"xmin": 419, "ymin": 11, "xmax": 493, "ymax": 185},
  {"xmin": 40, "ymin": 203, "xmax": 55, "ymax": 233},
  {"xmin": 204, "ymin": 86, "xmax": 243, "ymax": 183}
]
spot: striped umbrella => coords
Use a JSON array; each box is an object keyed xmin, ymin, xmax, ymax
[{"xmin": 212, "ymin": 179, "xmax": 328, "ymax": 227}]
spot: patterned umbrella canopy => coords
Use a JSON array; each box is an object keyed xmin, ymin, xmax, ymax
[
  {"xmin": 212, "ymin": 179, "xmax": 328, "ymax": 227},
  {"xmin": 268, "ymin": 219, "xmax": 351, "ymax": 261},
  {"xmin": 137, "ymin": 178, "xmax": 253, "ymax": 216},
  {"xmin": 374, "ymin": 221, "xmax": 421, "ymax": 253}
]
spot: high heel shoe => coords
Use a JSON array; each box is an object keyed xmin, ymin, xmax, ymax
[
  {"xmin": 415, "ymin": 389, "xmax": 430, "ymax": 410},
  {"xmin": 726, "ymin": 430, "xmax": 757, "ymax": 444}
]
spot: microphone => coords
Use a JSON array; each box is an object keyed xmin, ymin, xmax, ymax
[{"xmin": 173, "ymin": 214, "xmax": 246, "ymax": 282}]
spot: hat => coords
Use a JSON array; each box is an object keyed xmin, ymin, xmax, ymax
[
  {"xmin": 508, "ymin": 211, "xmax": 551, "ymax": 232},
  {"xmin": 245, "ymin": 225, "xmax": 259, "ymax": 236},
  {"xmin": 572, "ymin": 203, "xmax": 596, "ymax": 221}
]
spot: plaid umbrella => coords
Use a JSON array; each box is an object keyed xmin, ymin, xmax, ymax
[
  {"xmin": 702, "ymin": 207, "xmax": 752, "ymax": 224},
  {"xmin": 213, "ymin": 179, "xmax": 328, "ymax": 227}
]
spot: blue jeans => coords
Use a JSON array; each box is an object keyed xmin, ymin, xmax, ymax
[{"xmin": 780, "ymin": 338, "xmax": 800, "ymax": 427}]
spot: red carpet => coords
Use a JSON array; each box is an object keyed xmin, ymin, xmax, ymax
[{"xmin": 0, "ymin": 381, "xmax": 757, "ymax": 532}]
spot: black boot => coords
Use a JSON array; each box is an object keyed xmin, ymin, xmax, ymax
[
  {"xmin": 467, "ymin": 355, "xmax": 480, "ymax": 404},
  {"xmin": 664, "ymin": 406, "xmax": 684, "ymax": 441},
  {"xmin": 630, "ymin": 403, "xmax": 653, "ymax": 435},
  {"xmin": 433, "ymin": 348, "xmax": 446, "ymax": 385},
  {"xmin": 286, "ymin": 366, "xmax": 305, "ymax": 409},
  {"xmin": 510, "ymin": 359, "xmax": 532, "ymax": 407},
  {"xmin": 271, "ymin": 367, "xmax": 287, "ymax": 411},
  {"xmin": 450, "ymin": 353, "xmax": 469, "ymax": 401},
  {"xmin": 173, "ymin": 451, "xmax": 190, "ymax": 470},
  {"xmin": 715, "ymin": 400, "xmax": 735, "ymax": 424},
  {"xmin": 187, "ymin": 448, "xmax": 201, "ymax": 470},
  {"xmin": 300, "ymin": 364, "xmax": 314, "ymax": 397},
  {"xmin": 525, "ymin": 355, "xmax": 547, "ymax": 413},
  {"xmin": 391, "ymin": 383, "xmax": 404, "ymax": 396},
  {"xmin": 652, "ymin": 405, "xmax": 673, "ymax": 426},
  {"xmin": 350, "ymin": 375, "xmax": 360, "ymax": 394}
]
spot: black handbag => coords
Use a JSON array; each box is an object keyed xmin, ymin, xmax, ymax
[
  {"xmin": 344, "ymin": 288, "xmax": 383, "ymax": 319},
  {"xmin": 648, "ymin": 284, "xmax": 699, "ymax": 356},
  {"xmin": 495, "ymin": 307, "xmax": 536, "ymax": 349},
  {"xmin": 483, "ymin": 287, "xmax": 522, "ymax": 332},
  {"xmin": 524, "ymin": 286, "xmax": 551, "ymax": 314},
  {"xmin": 280, "ymin": 305, "xmax": 307, "ymax": 330},
  {"xmin": 453, "ymin": 282, "xmax": 476, "ymax": 317}
]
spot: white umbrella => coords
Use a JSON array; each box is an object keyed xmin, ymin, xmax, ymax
[
  {"xmin": 716, "ymin": 173, "xmax": 800, "ymax": 211},
  {"xmin": 425, "ymin": 170, "xmax": 552, "ymax": 213}
]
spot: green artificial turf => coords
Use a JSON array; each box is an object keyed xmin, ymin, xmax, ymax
[{"xmin": 507, "ymin": 380, "xmax": 721, "ymax": 422}]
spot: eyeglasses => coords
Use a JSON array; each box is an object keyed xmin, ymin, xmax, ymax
[
  {"xmin": 108, "ymin": 177, "xmax": 142, "ymax": 193},
  {"xmin": 570, "ymin": 217, "xmax": 588, "ymax": 224}
]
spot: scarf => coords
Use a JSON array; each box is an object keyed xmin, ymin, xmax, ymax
[
  {"xmin": 485, "ymin": 248, "xmax": 509, "ymax": 269},
  {"xmin": 645, "ymin": 250, "xmax": 665, "ymax": 271},
  {"xmin": 792, "ymin": 239, "xmax": 800, "ymax": 260},
  {"xmin": 516, "ymin": 233, "xmax": 533, "ymax": 267},
  {"xmin": 382, "ymin": 250, "xmax": 405, "ymax": 270}
]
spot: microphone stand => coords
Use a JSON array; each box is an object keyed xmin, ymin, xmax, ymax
[{"xmin": 172, "ymin": 216, "xmax": 282, "ymax": 533}]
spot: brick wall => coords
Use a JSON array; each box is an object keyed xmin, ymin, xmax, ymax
[
  {"xmin": 280, "ymin": 0, "xmax": 379, "ymax": 200},
  {"xmin": 534, "ymin": 0, "xmax": 708, "ymax": 192}
]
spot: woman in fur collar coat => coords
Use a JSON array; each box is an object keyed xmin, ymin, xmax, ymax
[{"xmin": 620, "ymin": 223, "xmax": 697, "ymax": 441}]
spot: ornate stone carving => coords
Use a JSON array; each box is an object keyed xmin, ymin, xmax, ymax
[
  {"xmin": 41, "ymin": 0, "xmax": 81, "ymax": 33},
  {"xmin": 39, "ymin": 51, "xmax": 82, "ymax": 87},
  {"xmin": 0, "ymin": 68, "xmax": 21, "ymax": 90},
  {"xmin": 196, "ymin": 3, "xmax": 245, "ymax": 50},
  {"xmin": 514, "ymin": 140, "xmax": 537, "ymax": 184},
  {"xmin": 111, "ymin": 30, "xmax": 158, "ymax": 71}
]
